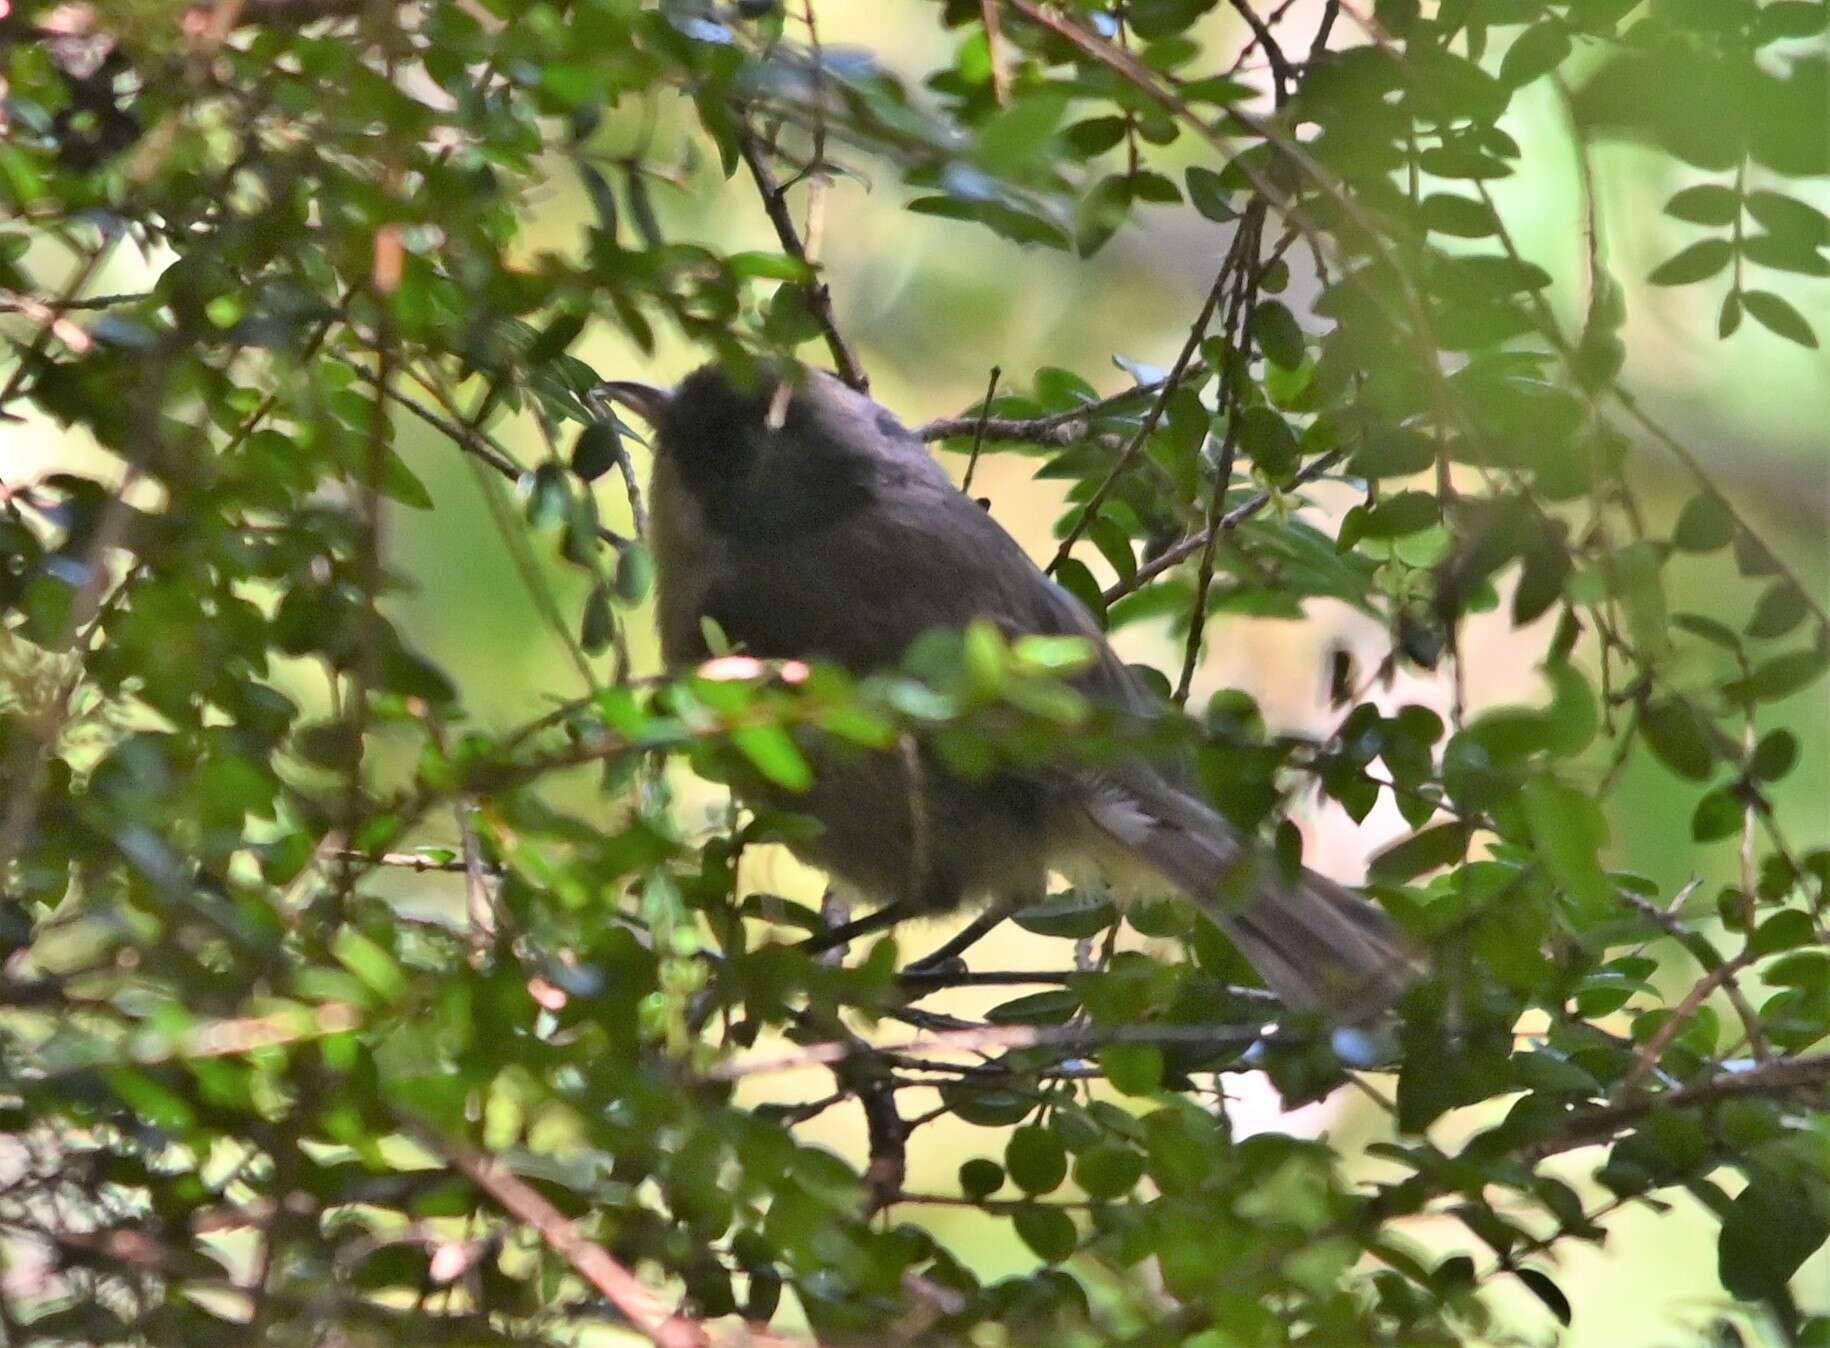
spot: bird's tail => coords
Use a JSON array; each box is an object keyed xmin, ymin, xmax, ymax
[{"xmin": 1082, "ymin": 780, "xmax": 1415, "ymax": 1023}]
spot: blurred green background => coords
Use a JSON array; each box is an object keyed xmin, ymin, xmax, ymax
[{"xmin": 12, "ymin": 1, "xmax": 1826, "ymax": 1340}]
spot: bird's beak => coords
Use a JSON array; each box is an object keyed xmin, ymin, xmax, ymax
[{"xmin": 596, "ymin": 379, "xmax": 670, "ymax": 426}]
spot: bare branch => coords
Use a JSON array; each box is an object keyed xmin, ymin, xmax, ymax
[
  {"xmin": 1538, "ymin": 1054, "xmax": 1830, "ymax": 1157},
  {"xmin": 417, "ymin": 1129, "xmax": 737, "ymax": 1347},
  {"xmin": 706, "ymin": 1020, "xmax": 1271, "ymax": 1082},
  {"xmin": 917, "ymin": 362, "xmax": 1209, "ymax": 445}
]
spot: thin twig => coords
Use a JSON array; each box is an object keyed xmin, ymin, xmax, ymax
[
  {"xmin": 0, "ymin": 290, "xmax": 150, "ymax": 314},
  {"xmin": 1616, "ymin": 948, "xmax": 1758, "ymax": 1092},
  {"xmin": 961, "ymin": 364, "xmax": 1001, "ymax": 496},
  {"xmin": 1224, "ymin": 0, "xmax": 1293, "ymax": 101},
  {"xmin": 736, "ymin": 128, "xmax": 869, "ymax": 393},
  {"xmin": 706, "ymin": 1019, "xmax": 1271, "ymax": 1082},
  {"xmin": 906, "ymin": 900, "xmax": 1019, "ymax": 972},
  {"xmin": 412, "ymin": 1128, "xmax": 794, "ymax": 1348},
  {"xmin": 1175, "ymin": 205, "xmax": 1264, "ymax": 702},
  {"xmin": 1534, "ymin": 1054, "xmax": 1830, "ymax": 1157},
  {"xmin": 916, "ymin": 361, "xmax": 1208, "ymax": 445},
  {"xmin": 980, "ymin": 0, "xmax": 1010, "ymax": 104}
]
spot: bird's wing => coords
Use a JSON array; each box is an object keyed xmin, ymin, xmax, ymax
[{"xmin": 702, "ymin": 460, "xmax": 1153, "ymax": 711}]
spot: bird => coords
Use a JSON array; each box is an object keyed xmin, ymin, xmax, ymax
[{"xmin": 601, "ymin": 362, "xmax": 1414, "ymax": 1023}]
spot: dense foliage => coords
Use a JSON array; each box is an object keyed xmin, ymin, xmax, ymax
[{"xmin": 0, "ymin": 0, "xmax": 1826, "ymax": 1344}]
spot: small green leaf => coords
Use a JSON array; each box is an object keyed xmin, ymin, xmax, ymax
[
  {"xmin": 1015, "ymin": 891, "xmax": 1117, "ymax": 939},
  {"xmin": 725, "ymin": 250, "xmax": 814, "ymax": 282},
  {"xmin": 1370, "ymin": 821, "xmax": 1473, "ymax": 881},
  {"xmin": 1514, "ymin": 1268, "xmax": 1572, "ymax": 1326},
  {"xmin": 1750, "ymin": 729, "xmax": 1798, "ymax": 781},
  {"xmin": 729, "ymin": 724, "xmax": 812, "ymax": 791},
  {"xmin": 985, "ymin": 988, "xmax": 1081, "ymax": 1025},
  {"xmin": 378, "ymin": 450, "xmax": 434, "ymax": 510},
  {"xmin": 1725, "ymin": 647, "xmax": 1830, "ymax": 704},
  {"xmin": 1741, "ymin": 289, "xmax": 1820, "ymax": 348},
  {"xmin": 1421, "ymin": 193, "xmax": 1499, "ymax": 238},
  {"xmin": 1746, "ymin": 580, "xmax": 1808, "ymax": 638},
  {"xmin": 1185, "ymin": 166, "xmax": 1238, "ymax": 222},
  {"xmin": 1499, "ymin": 22, "xmax": 1571, "ymax": 86},
  {"xmin": 1692, "ymin": 785, "xmax": 1743, "ymax": 842},
  {"xmin": 1054, "ymin": 557, "xmax": 1108, "ymax": 624},
  {"xmin": 1648, "ymin": 239, "xmax": 1733, "ymax": 286},
  {"xmin": 1007, "ymin": 1124, "xmax": 1068, "ymax": 1194},
  {"xmin": 1351, "ymin": 427, "xmax": 1435, "ymax": 478},
  {"xmin": 615, "ymin": 545, "xmax": 653, "ymax": 603},
  {"xmin": 572, "ymin": 419, "xmax": 625, "ymax": 481},
  {"xmin": 1664, "ymin": 184, "xmax": 1741, "ymax": 226},
  {"xmin": 1521, "ymin": 778, "xmax": 1611, "ymax": 918},
  {"xmin": 1077, "ymin": 174, "xmax": 1133, "ymax": 256},
  {"xmin": 333, "ymin": 927, "xmax": 409, "ymax": 1005},
  {"xmin": 1013, "ymin": 1205, "xmax": 1079, "ymax": 1263},
  {"xmin": 959, "ymin": 1158, "xmax": 1004, "ymax": 1199},
  {"xmin": 580, "ymin": 583, "xmax": 613, "ymax": 655},
  {"xmin": 1074, "ymin": 1144, "xmax": 1146, "ymax": 1199},
  {"xmin": 1718, "ymin": 1169, "xmax": 1830, "ymax": 1300},
  {"xmin": 526, "ymin": 310, "xmax": 587, "ymax": 366},
  {"xmin": 1673, "ymin": 493, "xmax": 1736, "ymax": 551},
  {"xmin": 1100, "ymin": 1044, "xmax": 1164, "ymax": 1096},
  {"xmin": 1639, "ymin": 700, "xmax": 1716, "ymax": 781},
  {"xmin": 1251, "ymin": 300, "xmax": 1305, "ymax": 369}
]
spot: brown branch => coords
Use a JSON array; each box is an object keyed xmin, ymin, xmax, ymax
[
  {"xmin": 706, "ymin": 1020, "xmax": 1270, "ymax": 1082},
  {"xmin": 736, "ymin": 129, "xmax": 869, "ymax": 393},
  {"xmin": 1537, "ymin": 1054, "xmax": 1830, "ymax": 1157},
  {"xmin": 0, "ymin": 290, "xmax": 150, "ymax": 314},
  {"xmin": 417, "ymin": 1129, "xmax": 812, "ymax": 1347},
  {"xmin": 980, "ymin": 0, "xmax": 1010, "ymax": 102}
]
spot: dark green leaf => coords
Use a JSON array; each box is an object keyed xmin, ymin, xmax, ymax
[
  {"xmin": 1007, "ymin": 1125, "xmax": 1068, "ymax": 1194},
  {"xmin": 1521, "ymin": 778, "xmax": 1611, "ymax": 918},
  {"xmin": 1639, "ymin": 700, "xmax": 1717, "ymax": 781},
  {"xmin": 1251, "ymin": 300, "xmax": 1306, "ymax": 369},
  {"xmin": 572, "ymin": 418, "xmax": 625, "ymax": 481},
  {"xmin": 1370, "ymin": 821, "xmax": 1472, "ymax": 881},
  {"xmin": 1718, "ymin": 1170, "xmax": 1830, "ymax": 1300},
  {"xmin": 1674, "ymin": 493, "xmax": 1736, "ymax": 551},
  {"xmin": 581, "ymin": 583, "xmax": 613, "ymax": 654},
  {"xmin": 1648, "ymin": 239, "xmax": 1733, "ymax": 286},
  {"xmin": 1746, "ymin": 581, "xmax": 1808, "ymax": 638},
  {"xmin": 1500, "ymin": 23, "xmax": 1571, "ymax": 87},
  {"xmin": 1664, "ymin": 184, "xmax": 1741, "ymax": 226},
  {"xmin": 1741, "ymin": 289, "xmax": 1820, "ymax": 348},
  {"xmin": 1013, "ymin": 1205, "xmax": 1079, "ymax": 1263},
  {"xmin": 1185, "ymin": 166, "xmax": 1238, "ymax": 222},
  {"xmin": 959, "ymin": 1158, "xmax": 1005, "ymax": 1199}
]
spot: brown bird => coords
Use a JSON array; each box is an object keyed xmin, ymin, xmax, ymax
[{"xmin": 603, "ymin": 363, "xmax": 1414, "ymax": 1022}]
